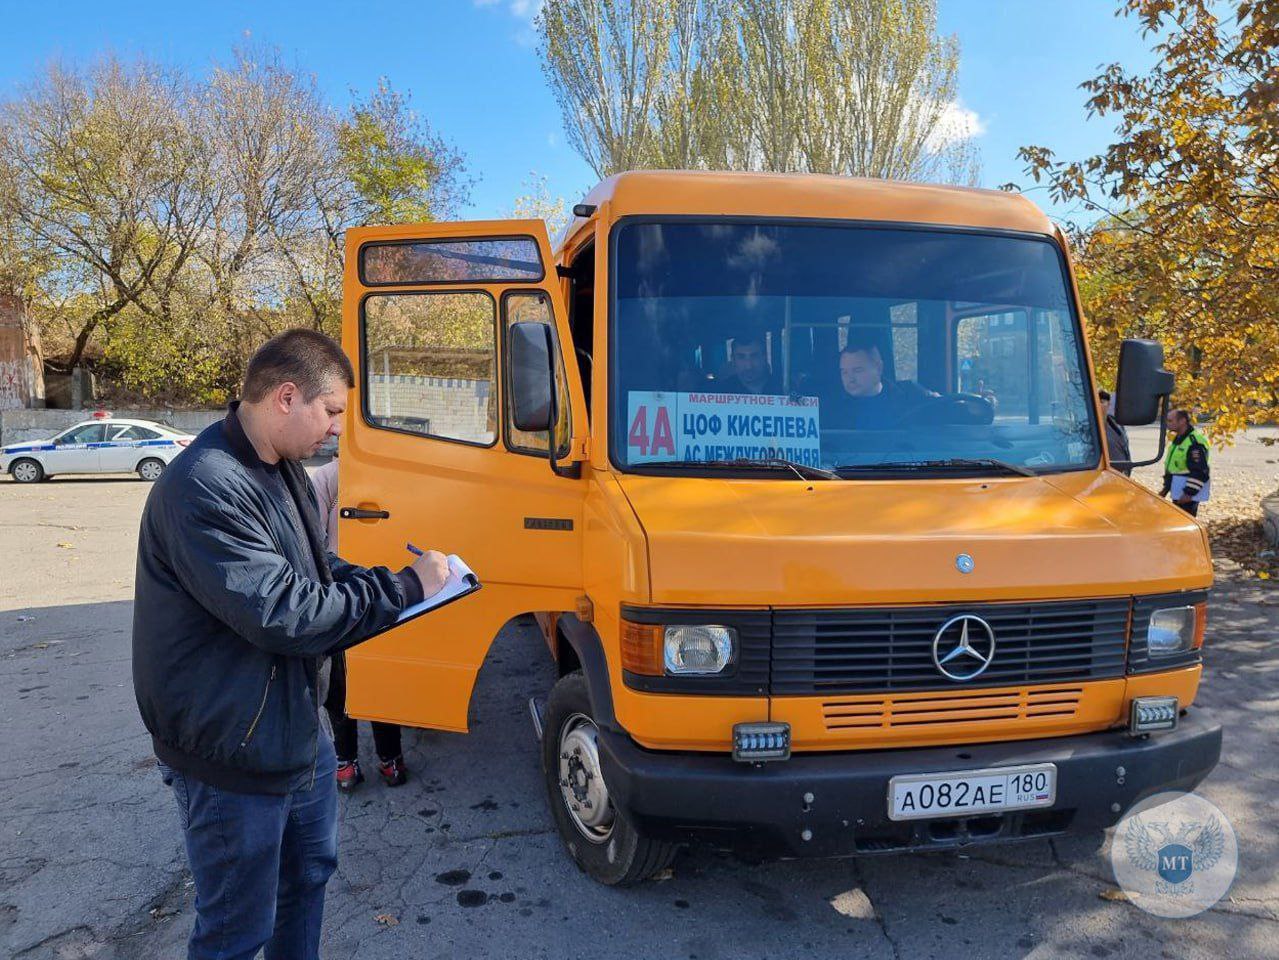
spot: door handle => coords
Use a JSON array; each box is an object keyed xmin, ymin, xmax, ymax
[{"xmin": 339, "ymin": 506, "xmax": 390, "ymax": 520}]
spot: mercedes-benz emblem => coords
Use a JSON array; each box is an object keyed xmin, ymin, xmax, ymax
[{"xmin": 932, "ymin": 614, "xmax": 997, "ymax": 681}]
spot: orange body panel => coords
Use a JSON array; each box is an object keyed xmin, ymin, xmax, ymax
[
  {"xmin": 340, "ymin": 220, "xmax": 588, "ymax": 731},
  {"xmin": 339, "ymin": 174, "xmax": 1212, "ymax": 755}
]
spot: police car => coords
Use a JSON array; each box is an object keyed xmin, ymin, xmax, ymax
[{"xmin": 0, "ymin": 415, "xmax": 195, "ymax": 483}]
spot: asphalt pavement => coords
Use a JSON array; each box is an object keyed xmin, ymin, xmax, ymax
[{"xmin": 1, "ymin": 451, "xmax": 1276, "ymax": 959}]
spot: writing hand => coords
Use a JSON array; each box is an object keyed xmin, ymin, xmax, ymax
[{"xmin": 409, "ymin": 549, "xmax": 450, "ymax": 597}]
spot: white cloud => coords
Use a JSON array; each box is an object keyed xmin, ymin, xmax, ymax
[
  {"xmin": 508, "ymin": 0, "xmax": 544, "ymax": 17},
  {"xmin": 930, "ymin": 100, "xmax": 985, "ymax": 148},
  {"xmin": 473, "ymin": 0, "xmax": 544, "ymax": 19}
]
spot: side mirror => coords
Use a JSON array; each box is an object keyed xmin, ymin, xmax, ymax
[
  {"xmin": 1114, "ymin": 339, "xmax": 1175, "ymax": 426},
  {"xmin": 509, "ymin": 321, "xmax": 554, "ymax": 432}
]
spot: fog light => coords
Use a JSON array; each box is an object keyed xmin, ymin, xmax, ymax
[
  {"xmin": 1130, "ymin": 696, "xmax": 1179, "ymax": 734},
  {"xmin": 733, "ymin": 722, "xmax": 790, "ymax": 762}
]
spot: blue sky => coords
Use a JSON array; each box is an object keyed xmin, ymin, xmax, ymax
[{"xmin": 0, "ymin": 0, "xmax": 1154, "ymax": 223}]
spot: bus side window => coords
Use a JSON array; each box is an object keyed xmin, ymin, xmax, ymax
[{"xmin": 566, "ymin": 241, "xmax": 594, "ymax": 415}]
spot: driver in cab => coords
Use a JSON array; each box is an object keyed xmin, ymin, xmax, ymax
[{"xmin": 836, "ymin": 334, "xmax": 932, "ymax": 429}]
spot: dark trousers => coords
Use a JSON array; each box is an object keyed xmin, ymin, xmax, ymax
[
  {"xmin": 158, "ymin": 736, "xmax": 338, "ymax": 960},
  {"xmin": 324, "ymin": 654, "xmax": 402, "ymax": 763},
  {"xmin": 1176, "ymin": 500, "xmax": 1200, "ymax": 517}
]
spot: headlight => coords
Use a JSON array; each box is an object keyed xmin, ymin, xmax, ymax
[
  {"xmin": 663, "ymin": 625, "xmax": 736, "ymax": 675},
  {"xmin": 1147, "ymin": 606, "xmax": 1197, "ymax": 657}
]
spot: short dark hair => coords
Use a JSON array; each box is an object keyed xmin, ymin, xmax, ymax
[
  {"xmin": 731, "ymin": 332, "xmax": 766, "ymax": 353},
  {"xmin": 841, "ymin": 330, "xmax": 882, "ymax": 360},
  {"xmin": 242, "ymin": 329, "xmax": 354, "ymax": 403},
  {"xmin": 1171, "ymin": 407, "xmax": 1193, "ymax": 427}
]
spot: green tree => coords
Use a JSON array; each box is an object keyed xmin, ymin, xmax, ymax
[
  {"xmin": 1018, "ymin": 0, "xmax": 1279, "ymax": 437},
  {"xmin": 337, "ymin": 79, "xmax": 469, "ymax": 227},
  {"xmin": 0, "ymin": 58, "xmax": 213, "ymax": 372},
  {"xmin": 506, "ymin": 173, "xmax": 571, "ymax": 242},
  {"xmin": 0, "ymin": 50, "xmax": 471, "ymax": 405}
]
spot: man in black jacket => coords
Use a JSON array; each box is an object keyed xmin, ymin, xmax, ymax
[{"xmin": 133, "ymin": 329, "xmax": 448, "ymax": 960}]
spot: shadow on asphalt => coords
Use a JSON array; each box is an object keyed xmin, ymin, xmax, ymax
[{"xmin": 3, "ymin": 588, "xmax": 1275, "ymax": 960}]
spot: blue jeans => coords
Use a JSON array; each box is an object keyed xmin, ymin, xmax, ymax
[{"xmin": 158, "ymin": 737, "xmax": 338, "ymax": 960}]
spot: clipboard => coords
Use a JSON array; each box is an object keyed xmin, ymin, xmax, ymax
[
  {"xmin": 1170, "ymin": 475, "xmax": 1211, "ymax": 504},
  {"xmin": 376, "ymin": 554, "xmax": 482, "ymax": 636}
]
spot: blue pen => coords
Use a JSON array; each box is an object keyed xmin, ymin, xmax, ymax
[{"xmin": 406, "ymin": 542, "xmax": 424, "ymax": 557}]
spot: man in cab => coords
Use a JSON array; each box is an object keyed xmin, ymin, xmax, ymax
[
  {"xmin": 715, "ymin": 332, "xmax": 782, "ymax": 395},
  {"xmin": 834, "ymin": 333, "xmax": 932, "ymax": 429}
]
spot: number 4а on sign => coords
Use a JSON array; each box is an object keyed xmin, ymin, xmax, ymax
[{"xmin": 627, "ymin": 393, "xmax": 678, "ymax": 462}]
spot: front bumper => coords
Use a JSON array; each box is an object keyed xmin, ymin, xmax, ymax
[{"xmin": 597, "ymin": 711, "xmax": 1221, "ymax": 857}]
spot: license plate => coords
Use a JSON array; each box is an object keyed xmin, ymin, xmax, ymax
[{"xmin": 887, "ymin": 763, "xmax": 1057, "ymax": 821}]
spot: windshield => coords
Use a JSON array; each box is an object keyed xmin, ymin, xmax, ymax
[{"xmin": 610, "ymin": 220, "xmax": 1100, "ymax": 476}]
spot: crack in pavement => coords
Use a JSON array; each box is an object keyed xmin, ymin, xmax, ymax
[
  {"xmin": 851, "ymin": 858, "xmax": 901, "ymax": 960},
  {"xmin": 12, "ymin": 924, "xmax": 96, "ymax": 959},
  {"xmin": 446, "ymin": 826, "xmax": 555, "ymax": 844}
]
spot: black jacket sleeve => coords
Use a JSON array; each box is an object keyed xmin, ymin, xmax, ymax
[
  {"xmin": 165, "ymin": 492, "xmax": 409, "ymax": 657},
  {"xmin": 328, "ymin": 550, "xmax": 424, "ymax": 607}
]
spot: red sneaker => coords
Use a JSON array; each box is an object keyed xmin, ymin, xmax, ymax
[
  {"xmin": 335, "ymin": 759, "xmax": 364, "ymax": 791},
  {"xmin": 377, "ymin": 755, "xmax": 408, "ymax": 787}
]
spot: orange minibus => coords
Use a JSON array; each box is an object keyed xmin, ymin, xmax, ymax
[{"xmin": 337, "ymin": 171, "xmax": 1219, "ymax": 885}]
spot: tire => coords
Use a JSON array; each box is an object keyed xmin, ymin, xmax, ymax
[
  {"xmin": 10, "ymin": 458, "xmax": 44, "ymax": 484},
  {"xmin": 542, "ymin": 670, "xmax": 679, "ymax": 886},
  {"xmin": 137, "ymin": 458, "xmax": 165, "ymax": 481}
]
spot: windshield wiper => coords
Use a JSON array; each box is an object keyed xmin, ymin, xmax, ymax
[
  {"xmin": 836, "ymin": 457, "xmax": 1035, "ymax": 478},
  {"xmin": 666, "ymin": 457, "xmax": 840, "ymax": 480}
]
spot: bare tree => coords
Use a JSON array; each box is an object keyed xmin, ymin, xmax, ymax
[
  {"xmin": 0, "ymin": 58, "xmax": 213, "ymax": 370},
  {"xmin": 200, "ymin": 46, "xmax": 331, "ymax": 355},
  {"xmin": 539, "ymin": 0, "xmax": 676, "ymax": 178},
  {"xmin": 0, "ymin": 48, "xmax": 469, "ymax": 403},
  {"xmin": 539, "ymin": 0, "xmax": 980, "ymax": 183},
  {"xmin": 823, "ymin": 0, "xmax": 978, "ymax": 182}
]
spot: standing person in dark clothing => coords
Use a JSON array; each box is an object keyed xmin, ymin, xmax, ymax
[
  {"xmin": 1099, "ymin": 389, "xmax": 1132, "ymax": 475},
  {"xmin": 1160, "ymin": 407, "xmax": 1210, "ymax": 516},
  {"xmin": 310, "ymin": 455, "xmax": 408, "ymax": 789},
  {"xmin": 132, "ymin": 329, "xmax": 450, "ymax": 960}
]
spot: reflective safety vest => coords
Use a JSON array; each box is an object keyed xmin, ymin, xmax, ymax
[{"xmin": 1165, "ymin": 428, "xmax": 1209, "ymax": 475}]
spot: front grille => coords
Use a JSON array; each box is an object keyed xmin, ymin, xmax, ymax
[
  {"xmin": 821, "ymin": 686, "xmax": 1083, "ymax": 732},
  {"xmin": 772, "ymin": 598, "xmax": 1130, "ymax": 695}
]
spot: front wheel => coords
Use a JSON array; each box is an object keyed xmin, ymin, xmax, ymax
[
  {"xmin": 137, "ymin": 458, "xmax": 165, "ymax": 481},
  {"xmin": 10, "ymin": 458, "xmax": 45, "ymax": 484},
  {"xmin": 541, "ymin": 671, "xmax": 678, "ymax": 885}
]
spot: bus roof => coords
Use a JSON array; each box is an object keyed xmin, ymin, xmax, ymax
[{"xmin": 572, "ymin": 170, "xmax": 1054, "ymax": 239}]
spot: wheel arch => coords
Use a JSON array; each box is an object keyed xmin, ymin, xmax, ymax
[{"xmin": 555, "ymin": 614, "xmax": 618, "ymax": 730}]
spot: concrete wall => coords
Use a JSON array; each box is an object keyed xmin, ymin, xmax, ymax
[
  {"xmin": 3, "ymin": 376, "xmax": 494, "ymax": 445},
  {"xmin": 0, "ymin": 408, "xmax": 224, "ymax": 446},
  {"xmin": 367, "ymin": 373, "xmax": 493, "ymax": 443}
]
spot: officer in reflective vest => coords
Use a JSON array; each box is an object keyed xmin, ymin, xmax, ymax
[{"xmin": 1160, "ymin": 408, "xmax": 1210, "ymax": 516}]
